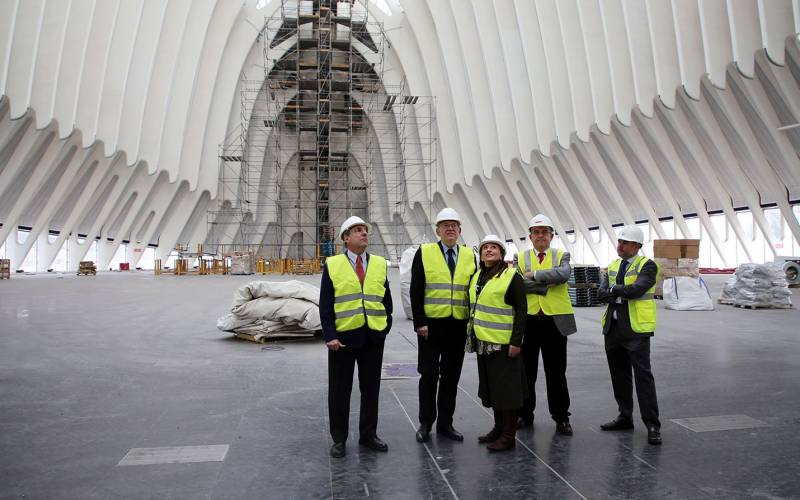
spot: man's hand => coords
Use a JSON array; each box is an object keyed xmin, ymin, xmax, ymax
[
  {"xmin": 596, "ymin": 289, "xmax": 612, "ymax": 303},
  {"xmin": 524, "ymin": 271, "xmax": 535, "ymax": 280},
  {"xmin": 416, "ymin": 326, "xmax": 428, "ymax": 339},
  {"xmin": 508, "ymin": 345, "xmax": 521, "ymax": 358},
  {"xmin": 326, "ymin": 339, "xmax": 345, "ymax": 351}
]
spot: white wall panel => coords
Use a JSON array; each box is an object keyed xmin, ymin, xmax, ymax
[
  {"xmin": 600, "ymin": 0, "xmax": 636, "ymax": 125},
  {"xmin": 758, "ymin": 0, "xmax": 794, "ymax": 65},
  {"xmin": 5, "ymin": 0, "xmax": 44, "ymax": 119},
  {"xmin": 138, "ymin": 0, "xmax": 191, "ymax": 172},
  {"xmin": 52, "ymin": 0, "xmax": 94, "ymax": 138},
  {"xmin": 646, "ymin": 0, "xmax": 682, "ymax": 108},
  {"xmin": 30, "ymin": 0, "xmax": 69, "ymax": 128},
  {"xmin": 577, "ymin": 0, "xmax": 614, "ymax": 133},
  {"xmin": 117, "ymin": 0, "xmax": 169, "ymax": 161},
  {"xmin": 623, "ymin": 0, "xmax": 657, "ymax": 116},
  {"xmin": 671, "ymin": 0, "xmax": 705, "ymax": 99},
  {"xmin": 727, "ymin": 0, "xmax": 761, "ymax": 77},
  {"xmin": 74, "ymin": 0, "xmax": 118, "ymax": 146},
  {"xmin": 515, "ymin": 0, "xmax": 556, "ymax": 155},
  {"xmin": 96, "ymin": 0, "xmax": 143, "ymax": 157},
  {"xmin": 697, "ymin": 0, "xmax": 732, "ymax": 90},
  {"xmin": 557, "ymin": 0, "xmax": 594, "ymax": 140}
]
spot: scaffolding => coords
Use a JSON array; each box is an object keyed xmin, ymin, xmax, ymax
[{"xmin": 207, "ymin": 0, "xmax": 436, "ymax": 263}]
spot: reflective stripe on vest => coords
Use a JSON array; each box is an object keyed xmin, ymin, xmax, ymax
[
  {"xmin": 517, "ymin": 248, "xmax": 574, "ymax": 316},
  {"xmin": 327, "ymin": 254, "xmax": 388, "ymax": 332},
  {"xmin": 601, "ymin": 255, "xmax": 658, "ymax": 333},
  {"xmin": 468, "ymin": 268, "xmax": 515, "ymax": 345},
  {"xmin": 422, "ymin": 243, "xmax": 476, "ymax": 320}
]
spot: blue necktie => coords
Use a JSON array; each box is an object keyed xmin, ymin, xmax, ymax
[
  {"xmin": 616, "ymin": 259, "xmax": 629, "ymax": 285},
  {"xmin": 447, "ymin": 248, "xmax": 456, "ymax": 277}
]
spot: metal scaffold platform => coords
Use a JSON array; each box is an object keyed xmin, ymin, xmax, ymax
[{"xmin": 207, "ymin": 0, "xmax": 437, "ymax": 265}]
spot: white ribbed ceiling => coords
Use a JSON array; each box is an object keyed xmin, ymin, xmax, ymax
[{"xmin": 1, "ymin": 0, "xmax": 799, "ymax": 271}]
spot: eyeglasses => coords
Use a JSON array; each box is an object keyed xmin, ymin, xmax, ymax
[
  {"xmin": 530, "ymin": 229, "xmax": 552, "ymax": 236},
  {"xmin": 439, "ymin": 223, "xmax": 460, "ymax": 230}
]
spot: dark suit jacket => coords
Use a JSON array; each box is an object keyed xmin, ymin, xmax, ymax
[
  {"xmin": 319, "ymin": 253, "xmax": 393, "ymax": 348},
  {"xmin": 598, "ymin": 256, "xmax": 658, "ymax": 336}
]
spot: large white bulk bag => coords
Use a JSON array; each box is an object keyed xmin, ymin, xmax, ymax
[{"xmin": 663, "ymin": 276, "xmax": 714, "ymax": 311}]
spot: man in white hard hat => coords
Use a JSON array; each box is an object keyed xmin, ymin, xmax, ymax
[
  {"xmin": 597, "ymin": 225, "xmax": 662, "ymax": 445},
  {"xmin": 319, "ymin": 216, "xmax": 393, "ymax": 458},
  {"xmin": 515, "ymin": 213, "xmax": 577, "ymax": 435},
  {"xmin": 410, "ymin": 208, "xmax": 477, "ymax": 443}
]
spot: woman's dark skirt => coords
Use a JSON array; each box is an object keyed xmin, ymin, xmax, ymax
[{"xmin": 476, "ymin": 346, "xmax": 528, "ymax": 410}]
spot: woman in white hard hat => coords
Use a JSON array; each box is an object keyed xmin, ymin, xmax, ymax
[{"xmin": 466, "ymin": 235, "xmax": 528, "ymax": 452}]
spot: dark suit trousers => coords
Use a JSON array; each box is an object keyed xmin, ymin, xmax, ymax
[
  {"xmin": 520, "ymin": 314, "xmax": 571, "ymax": 422},
  {"xmin": 328, "ymin": 341, "xmax": 384, "ymax": 443},
  {"xmin": 417, "ymin": 317, "xmax": 467, "ymax": 428},
  {"xmin": 604, "ymin": 324, "xmax": 660, "ymax": 429}
]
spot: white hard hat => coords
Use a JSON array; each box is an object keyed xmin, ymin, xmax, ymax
[
  {"xmin": 478, "ymin": 234, "xmax": 506, "ymax": 256},
  {"xmin": 528, "ymin": 213, "xmax": 554, "ymax": 230},
  {"xmin": 435, "ymin": 208, "xmax": 461, "ymax": 225},
  {"xmin": 339, "ymin": 215, "xmax": 370, "ymax": 240},
  {"xmin": 618, "ymin": 225, "xmax": 644, "ymax": 244}
]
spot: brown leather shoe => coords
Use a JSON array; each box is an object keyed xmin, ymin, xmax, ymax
[
  {"xmin": 479, "ymin": 411, "xmax": 501, "ymax": 443},
  {"xmin": 487, "ymin": 411, "xmax": 517, "ymax": 452}
]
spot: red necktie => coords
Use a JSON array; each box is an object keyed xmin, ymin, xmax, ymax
[
  {"xmin": 356, "ymin": 255, "xmax": 365, "ymax": 285},
  {"xmin": 537, "ymin": 252, "xmax": 545, "ymax": 264}
]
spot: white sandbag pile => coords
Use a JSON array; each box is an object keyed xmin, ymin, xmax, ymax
[
  {"xmin": 217, "ymin": 280, "xmax": 321, "ymax": 340},
  {"xmin": 663, "ymin": 276, "xmax": 714, "ymax": 311},
  {"xmin": 718, "ymin": 263, "xmax": 793, "ymax": 309}
]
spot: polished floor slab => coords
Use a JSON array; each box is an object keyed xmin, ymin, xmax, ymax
[{"xmin": 0, "ymin": 271, "xmax": 799, "ymax": 499}]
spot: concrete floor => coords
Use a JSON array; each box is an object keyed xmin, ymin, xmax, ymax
[{"xmin": 0, "ymin": 270, "xmax": 799, "ymax": 499}]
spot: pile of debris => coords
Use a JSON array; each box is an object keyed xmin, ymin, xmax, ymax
[
  {"xmin": 719, "ymin": 263, "xmax": 793, "ymax": 309},
  {"xmin": 217, "ymin": 280, "xmax": 321, "ymax": 342}
]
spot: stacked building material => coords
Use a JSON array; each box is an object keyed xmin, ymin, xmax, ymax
[
  {"xmin": 0, "ymin": 259, "xmax": 10, "ymax": 280},
  {"xmin": 77, "ymin": 261, "xmax": 96, "ymax": 276},
  {"xmin": 718, "ymin": 263, "xmax": 792, "ymax": 309},
  {"xmin": 568, "ymin": 265, "xmax": 601, "ymax": 306},
  {"xmin": 653, "ymin": 239, "xmax": 700, "ymax": 297},
  {"xmin": 230, "ymin": 253, "xmax": 253, "ymax": 275}
]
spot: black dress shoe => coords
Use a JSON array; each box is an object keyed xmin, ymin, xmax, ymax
[
  {"xmin": 516, "ymin": 416, "xmax": 533, "ymax": 429},
  {"xmin": 415, "ymin": 424, "xmax": 431, "ymax": 443},
  {"xmin": 330, "ymin": 442, "xmax": 346, "ymax": 458},
  {"xmin": 436, "ymin": 425, "xmax": 464, "ymax": 442},
  {"xmin": 359, "ymin": 436, "xmax": 388, "ymax": 452},
  {"xmin": 600, "ymin": 416, "xmax": 634, "ymax": 431},
  {"xmin": 556, "ymin": 421, "xmax": 573, "ymax": 435},
  {"xmin": 647, "ymin": 426, "xmax": 662, "ymax": 445}
]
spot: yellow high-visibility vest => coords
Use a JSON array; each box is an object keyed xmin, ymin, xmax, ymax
[
  {"xmin": 422, "ymin": 243, "xmax": 476, "ymax": 320},
  {"xmin": 468, "ymin": 268, "xmax": 516, "ymax": 345},
  {"xmin": 327, "ymin": 253, "xmax": 388, "ymax": 332},
  {"xmin": 601, "ymin": 255, "xmax": 658, "ymax": 333},
  {"xmin": 517, "ymin": 248, "xmax": 574, "ymax": 316}
]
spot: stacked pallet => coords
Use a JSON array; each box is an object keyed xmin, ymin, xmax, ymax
[
  {"xmin": 568, "ymin": 265, "xmax": 601, "ymax": 307},
  {"xmin": 0, "ymin": 259, "xmax": 10, "ymax": 280},
  {"xmin": 77, "ymin": 261, "xmax": 96, "ymax": 276}
]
